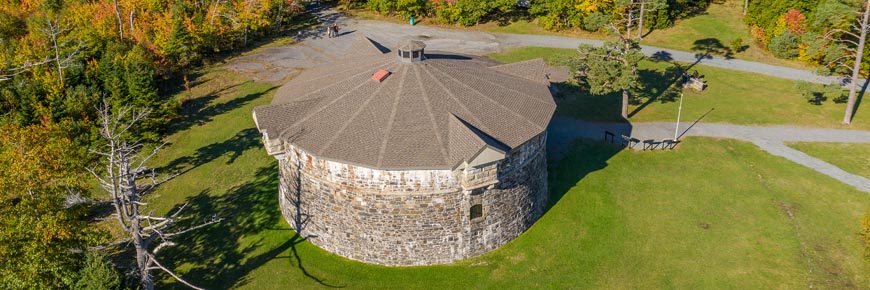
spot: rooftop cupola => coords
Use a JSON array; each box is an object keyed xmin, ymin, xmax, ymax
[{"xmin": 397, "ymin": 40, "xmax": 425, "ymax": 63}]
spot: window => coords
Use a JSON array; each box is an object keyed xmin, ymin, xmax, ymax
[
  {"xmin": 470, "ymin": 204, "xmax": 483, "ymax": 220},
  {"xmin": 402, "ymin": 51, "xmax": 410, "ymax": 58},
  {"xmin": 412, "ymin": 51, "xmax": 419, "ymax": 58}
]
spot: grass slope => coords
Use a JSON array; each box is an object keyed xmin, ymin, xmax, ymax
[
  {"xmin": 487, "ymin": 47, "xmax": 867, "ymax": 130},
  {"xmin": 144, "ymin": 68, "xmax": 870, "ymax": 288},
  {"xmin": 788, "ymin": 142, "xmax": 870, "ymax": 179}
]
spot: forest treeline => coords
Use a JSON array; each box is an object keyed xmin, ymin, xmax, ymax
[
  {"xmin": 1, "ymin": 0, "xmax": 306, "ymax": 141},
  {"xmin": 351, "ymin": 0, "xmax": 710, "ymax": 30},
  {"xmin": 0, "ymin": 0, "xmax": 307, "ymax": 288}
]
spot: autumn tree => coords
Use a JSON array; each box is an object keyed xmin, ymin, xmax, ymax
[
  {"xmin": 0, "ymin": 120, "xmax": 95, "ymax": 289},
  {"xmin": 88, "ymin": 103, "xmax": 220, "ymax": 290}
]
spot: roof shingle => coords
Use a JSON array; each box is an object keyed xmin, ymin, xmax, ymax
[{"xmin": 253, "ymin": 39, "xmax": 556, "ymax": 170}]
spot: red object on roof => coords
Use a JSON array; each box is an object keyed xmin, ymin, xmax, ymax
[{"xmin": 372, "ymin": 69, "xmax": 391, "ymax": 82}]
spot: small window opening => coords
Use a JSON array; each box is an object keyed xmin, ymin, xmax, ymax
[
  {"xmin": 402, "ymin": 51, "xmax": 410, "ymax": 58},
  {"xmin": 412, "ymin": 51, "xmax": 419, "ymax": 58},
  {"xmin": 470, "ymin": 204, "xmax": 483, "ymax": 220}
]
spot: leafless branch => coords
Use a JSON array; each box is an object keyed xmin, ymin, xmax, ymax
[
  {"xmin": 163, "ymin": 216, "xmax": 223, "ymax": 238},
  {"xmin": 147, "ymin": 256, "xmax": 206, "ymax": 290}
]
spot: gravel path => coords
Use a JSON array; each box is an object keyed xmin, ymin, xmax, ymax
[
  {"xmin": 228, "ymin": 8, "xmax": 865, "ymax": 88},
  {"xmin": 549, "ymin": 117, "xmax": 870, "ymax": 192}
]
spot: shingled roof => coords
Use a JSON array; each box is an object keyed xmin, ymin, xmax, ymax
[{"xmin": 253, "ymin": 38, "xmax": 556, "ymax": 170}]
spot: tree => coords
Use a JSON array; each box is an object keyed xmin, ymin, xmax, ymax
[
  {"xmin": 814, "ymin": 0, "xmax": 870, "ymax": 124},
  {"xmin": 769, "ymin": 30, "xmax": 800, "ymax": 58},
  {"xmin": 37, "ymin": 15, "xmax": 80, "ymax": 87},
  {"xmin": 0, "ymin": 121, "xmax": 93, "ymax": 289},
  {"xmin": 637, "ymin": 0, "xmax": 667, "ymax": 40},
  {"xmin": 75, "ymin": 252, "xmax": 122, "ymax": 290},
  {"xmin": 88, "ymin": 103, "xmax": 220, "ymax": 290},
  {"xmin": 575, "ymin": 8, "xmax": 645, "ymax": 119}
]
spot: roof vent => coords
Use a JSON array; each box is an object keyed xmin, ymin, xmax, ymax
[
  {"xmin": 372, "ymin": 69, "xmax": 391, "ymax": 82},
  {"xmin": 397, "ymin": 40, "xmax": 425, "ymax": 64}
]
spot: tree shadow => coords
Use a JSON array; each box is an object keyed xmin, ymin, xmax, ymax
[
  {"xmin": 165, "ymin": 86, "xmax": 275, "ymax": 136},
  {"xmin": 848, "ymin": 78, "xmax": 869, "ymax": 123},
  {"xmin": 155, "ymin": 128, "xmax": 263, "ymax": 175},
  {"xmin": 155, "ymin": 162, "xmax": 345, "ymax": 289},
  {"xmin": 642, "ymin": 27, "xmax": 656, "ymax": 39},
  {"xmin": 551, "ymin": 82, "xmax": 626, "ymax": 123},
  {"xmin": 650, "ymin": 50, "xmax": 673, "ymax": 62},
  {"xmin": 628, "ymin": 64, "xmax": 684, "ymax": 118},
  {"xmin": 691, "ymin": 38, "xmax": 734, "ymax": 60}
]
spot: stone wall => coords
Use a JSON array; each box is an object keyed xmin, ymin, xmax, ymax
[{"xmin": 276, "ymin": 133, "xmax": 548, "ymax": 266}]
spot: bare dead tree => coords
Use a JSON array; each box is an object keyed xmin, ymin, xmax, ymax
[
  {"xmin": 88, "ymin": 102, "xmax": 221, "ymax": 290},
  {"xmin": 0, "ymin": 58, "xmax": 54, "ymax": 81},
  {"xmin": 821, "ymin": 0, "xmax": 870, "ymax": 124},
  {"xmin": 113, "ymin": 0, "xmax": 124, "ymax": 39},
  {"xmin": 38, "ymin": 16, "xmax": 81, "ymax": 87},
  {"xmin": 210, "ymin": 0, "xmax": 228, "ymax": 28},
  {"xmin": 744, "ymin": 0, "xmax": 749, "ymax": 16}
]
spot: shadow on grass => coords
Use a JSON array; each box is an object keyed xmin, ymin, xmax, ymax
[
  {"xmin": 156, "ymin": 162, "xmax": 344, "ymax": 289},
  {"xmin": 157, "ymin": 128, "xmax": 263, "ymax": 175},
  {"xmin": 628, "ymin": 63, "xmax": 684, "ymax": 118},
  {"xmin": 552, "ymin": 82, "xmax": 625, "ymax": 122},
  {"xmin": 165, "ymin": 86, "xmax": 276, "ymax": 136},
  {"xmin": 848, "ymin": 78, "xmax": 868, "ymax": 123},
  {"xmin": 545, "ymin": 138, "xmax": 623, "ymax": 213}
]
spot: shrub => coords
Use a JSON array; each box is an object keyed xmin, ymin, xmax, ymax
[
  {"xmin": 768, "ymin": 31, "xmax": 800, "ymax": 58},
  {"xmin": 366, "ymin": 0, "xmax": 396, "ymax": 15},
  {"xmin": 75, "ymin": 252, "xmax": 121, "ymax": 290},
  {"xmin": 730, "ymin": 38, "xmax": 744, "ymax": 52}
]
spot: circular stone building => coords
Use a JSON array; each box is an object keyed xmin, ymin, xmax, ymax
[{"xmin": 252, "ymin": 39, "xmax": 556, "ymax": 266}]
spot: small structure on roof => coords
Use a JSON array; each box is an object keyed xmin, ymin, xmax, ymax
[{"xmin": 252, "ymin": 38, "xmax": 556, "ymax": 266}]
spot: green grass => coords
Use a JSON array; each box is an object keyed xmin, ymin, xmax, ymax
[
  {"xmin": 487, "ymin": 46, "xmax": 868, "ymax": 130},
  {"xmin": 141, "ymin": 67, "xmax": 870, "ymax": 289},
  {"xmin": 487, "ymin": 46, "xmax": 577, "ymax": 66},
  {"xmin": 639, "ymin": 0, "xmax": 808, "ymax": 70},
  {"xmin": 787, "ymin": 142, "xmax": 870, "ymax": 179}
]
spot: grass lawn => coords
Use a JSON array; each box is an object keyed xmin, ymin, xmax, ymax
[
  {"xmin": 787, "ymin": 142, "xmax": 870, "ymax": 179},
  {"xmin": 140, "ymin": 67, "xmax": 870, "ymax": 289},
  {"xmin": 639, "ymin": 0, "xmax": 809, "ymax": 70},
  {"xmin": 487, "ymin": 47, "xmax": 868, "ymax": 130}
]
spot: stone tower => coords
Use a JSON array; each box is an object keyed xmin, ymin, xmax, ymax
[{"xmin": 252, "ymin": 38, "xmax": 556, "ymax": 266}]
